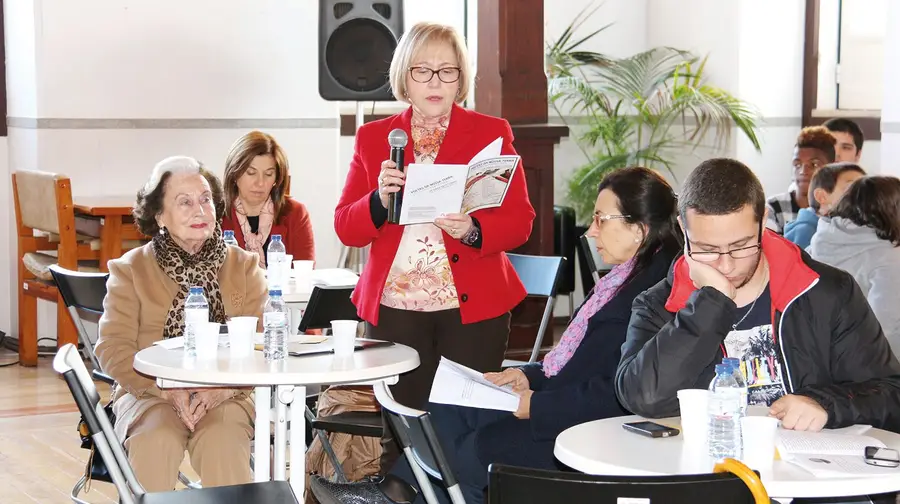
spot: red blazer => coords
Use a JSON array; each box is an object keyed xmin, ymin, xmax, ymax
[
  {"xmin": 335, "ymin": 104, "xmax": 535, "ymax": 325},
  {"xmin": 222, "ymin": 198, "xmax": 316, "ymax": 262}
]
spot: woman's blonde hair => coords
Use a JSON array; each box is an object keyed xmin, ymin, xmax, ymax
[
  {"xmin": 223, "ymin": 131, "xmax": 291, "ymax": 221},
  {"xmin": 388, "ymin": 22, "xmax": 471, "ymax": 103}
]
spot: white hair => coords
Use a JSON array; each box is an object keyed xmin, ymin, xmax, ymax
[{"xmin": 143, "ymin": 155, "xmax": 202, "ymax": 194}]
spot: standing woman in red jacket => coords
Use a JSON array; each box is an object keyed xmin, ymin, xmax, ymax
[
  {"xmin": 334, "ymin": 21, "xmax": 535, "ymax": 466},
  {"xmin": 221, "ymin": 131, "xmax": 315, "ymax": 268}
]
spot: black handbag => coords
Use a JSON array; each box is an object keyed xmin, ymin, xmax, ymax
[{"xmin": 76, "ymin": 399, "xmax": 116, "ymax": 485}]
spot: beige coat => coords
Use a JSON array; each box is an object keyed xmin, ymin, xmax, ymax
[{"xmin": 95, "ymin": 243, "xmax": 267, "ymax": 441}]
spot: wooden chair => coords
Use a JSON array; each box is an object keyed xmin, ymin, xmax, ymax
[{"xmin": 12, "ymin": 170, "xmax": 141, "ymax": 366}]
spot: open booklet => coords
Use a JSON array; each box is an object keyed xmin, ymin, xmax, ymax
[
  {"xmin": 776, "ymin": 427, "xmax": 899, "ymax": 478},
  {"xmin": 428, "ymin": 357, "xmax": 521, "ymax": 412},
  {"xmin": 398, "ymin": 137, "xmax": 521, "ymax": 225}
]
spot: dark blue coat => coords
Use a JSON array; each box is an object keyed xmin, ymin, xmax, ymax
[{"xmin": 469, "ymin": 249, "xmax": 676, "ymax": 469}]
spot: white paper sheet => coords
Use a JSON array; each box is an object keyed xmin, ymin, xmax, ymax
[
  {"xmin": 428, "ymin": 357, "xmax": 520, "ymax": 412},
  {"xmin": 468, "ymin": 136, "xmax": 503, "ymax": 163},
  {"xmin": 398, "ymin": 163, "xmax": 469, "ymax": 225},
  {"xmin": 777, "ymin": 429, "xmax": 895, "ymax": 478}
]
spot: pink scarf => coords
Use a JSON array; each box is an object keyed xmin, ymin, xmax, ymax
[
  {"xmin": 541, "ymin": 257, "xmax": 635, "ymax": 377},
  {"xmin": 234, "ymin": 197, "xmax": 275, "ymax": 268}
]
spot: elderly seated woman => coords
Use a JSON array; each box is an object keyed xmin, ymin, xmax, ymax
[
  {"xmin": 311, "ymin": 167, "xmax": 684, "ymax": 504},
  {"xmin": 94, "ymin": 155, "xmax": 267, "ymax": 492}
]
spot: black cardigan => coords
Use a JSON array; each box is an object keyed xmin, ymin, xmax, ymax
[{"xmin": 520, "ymin": 249, "xmax": 677, "ymax": 441}]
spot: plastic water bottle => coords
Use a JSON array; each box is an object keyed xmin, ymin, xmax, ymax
[
  {"xmin": 223, "ymin": 230, "xmax": 238, "ymax": 246},
  {"xmin": 723, "ymin": 357, "xmax": 749, "ymax": 414},
  {"xmin": 708, "ymin": 363, "xmax": 743, "ymax": 459},
  {"xmin": 266, "ymin": 235, "xmax": 287, "ymax": 291},
  {"xmin": 263, "ymin": 289, "xmax": 288, "ymax": 361},
  {"xmin": 184, "ymin": 286, "xmax": 209, "ymax": 358}
]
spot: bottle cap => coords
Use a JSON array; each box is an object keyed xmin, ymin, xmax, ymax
[
  {"xmin": 269, "ymin": 289, "xmax": 282, "ymax": 296},
  {"xmin": 715, "ymin": 363, "xmax": 730, "ymax": 375},
  {"xmin": 272, "ymin": 234, "xmax": 282, "ymax": 240}
]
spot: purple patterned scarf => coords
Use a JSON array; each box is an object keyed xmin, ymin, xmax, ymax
[{"xmin": 542, "ymin": 257, "xmax": 635, "ymax": 377}]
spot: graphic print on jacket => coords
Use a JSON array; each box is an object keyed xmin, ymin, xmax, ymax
[{"xmin": 722, "ymin": 286, "xmax": 786, "ymax": 406}]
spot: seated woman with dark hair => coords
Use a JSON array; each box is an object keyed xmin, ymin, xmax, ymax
[
  {"xmin": 809, "ymin": 175, "xmax": 900, "ymax": 356},
  {"xmin": 312, "ymin": 166, "xmax": 684, "ymax": 504},
  {"xmin": 221, "ymin": 130, "xmax": 315, "ymax": 268}
]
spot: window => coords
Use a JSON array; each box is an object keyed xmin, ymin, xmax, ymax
[{"xmin": 802, "ymin": 0, "xmax": 884, "ymax": 138}]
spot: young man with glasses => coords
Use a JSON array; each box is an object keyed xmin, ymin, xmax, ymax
[{"xmin": 615, "ymin": 158, "xmax": 900, "ymax": 436}]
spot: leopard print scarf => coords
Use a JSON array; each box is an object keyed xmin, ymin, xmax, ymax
[{"xmin": 151, "ymin": 224, "xmax": 228, "ymax": 339}]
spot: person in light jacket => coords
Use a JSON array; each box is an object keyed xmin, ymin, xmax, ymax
[
  {"xmin": 809, "ymin": 175, "xmax": 900, "ymax": 356},
  {"xmin": 95, "ymin": 156, "xmax": 267, "ymax": 491}
]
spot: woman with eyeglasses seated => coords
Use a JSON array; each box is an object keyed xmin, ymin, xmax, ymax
[
  {"xmin": 333, "ymin": 21, "xmax": 535, "ymax": 470},
  {"xmin": 95, "ymin": 156, "xmax": 266, "ymax": 492},
  {"xmin": 313, "ymin": 167, "xmax": 684, "ymax": 504}
]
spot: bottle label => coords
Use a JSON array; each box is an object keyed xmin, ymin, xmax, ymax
[
  {"xmin": 185, "ymin": 309, "xmax": 209, "ymax": 324},
  {"xmin": 264, "ymin": 312, "xmax": 286, "ymax": 327}
]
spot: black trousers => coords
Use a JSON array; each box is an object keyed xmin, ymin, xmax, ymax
[{"xmin": 366, "ymin": 305, "xmax": 511, "ymax": 471}]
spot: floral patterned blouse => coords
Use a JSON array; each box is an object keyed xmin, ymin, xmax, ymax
[{"xmin": 381, "ymin": 111, "xmax": 459, "ymax": 311}]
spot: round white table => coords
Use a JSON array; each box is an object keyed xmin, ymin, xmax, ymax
[
  {"xmin": 134, "ymin": 341, "xmax": 418, "ymax": 499},
  {"xmin": 555, "ymin": 415, "xmax": 900, "ymax": 502}
]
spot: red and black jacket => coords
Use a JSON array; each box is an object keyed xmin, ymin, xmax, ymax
[{"xmin": 615, "ymin": 230, "xmax": 900, "ymax": 433}]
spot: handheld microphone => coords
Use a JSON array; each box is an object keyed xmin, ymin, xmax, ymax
[{"xmin": 387, "ymin": 129, "xmax": 408, "ymax": 224}]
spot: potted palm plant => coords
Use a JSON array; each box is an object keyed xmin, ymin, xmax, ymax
[{"xmin": 548, "ymin": 6, "xmax": 762, "ymax": 224}]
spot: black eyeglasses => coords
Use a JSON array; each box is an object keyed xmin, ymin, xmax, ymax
[
  {"xmin": 686, "ymin": 220, "xmax": 763, "ymax": 263},
  {"xmin": 409, "ymin": 66, "xmax": 461, "ymax": 84}
]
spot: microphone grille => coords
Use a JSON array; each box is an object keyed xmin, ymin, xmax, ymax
[{"xmin": 388, "ymin": 129, "xmax": 409, "ymax": 148}]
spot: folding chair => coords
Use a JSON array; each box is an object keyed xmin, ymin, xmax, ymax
[
  {"xmin": 487, "ymin": 461, "xmax": 771, "ymax": 504},
  {"xmin": 48, "ymin": 265, "xmax": 109, "ymax": 371},
  {"xmin": 373, "ymin": 380, "xmax": 464, "ymax": 504},
  {"xmin": 502, "ymin": 254, "xmax": 566, "ymax": 367},
  {"xmin": 54, "ymin": 343, "xmax": 299, "ymax": 504},
  {"xmin": 49, "ymin": 266, "xmax": 201, "ymax": 501}
]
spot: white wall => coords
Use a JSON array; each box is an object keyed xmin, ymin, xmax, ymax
[
  {"xmin": 2, "ymin": 0, "xmax": 472, "ymax": 342},
  {"xmin": 881, "ymin": 0, "xmax": 900, "ymax": 177},
  {"xmin": 3, "ymin": 0, "xmax": 893, "ymax": 335}
]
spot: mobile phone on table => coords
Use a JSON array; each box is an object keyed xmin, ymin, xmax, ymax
[
  {"xmin": 864, "ymin": 446, "xmax": 900, "ymax": 468},
  {"xmin": 622, "ymin": 421, "xmax": 680, "ymax": 438}
]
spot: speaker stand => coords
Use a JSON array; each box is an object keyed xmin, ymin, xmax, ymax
[{"xmin": 338, "ymin": 102, "xmax": 371, "ymax": 274}]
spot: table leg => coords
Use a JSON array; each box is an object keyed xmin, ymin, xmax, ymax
[
  {"xmin": 274, "ymin": 385, "xmax": 293, "ymax": 481},
  {"xmin": 254, "ymin": 386, "xmax": 272, "ymax": 482},
  {"xmin": 290, "ymin": 385, "xmax": 306, "ymax": 498},
  {"xmin": 99, "ymin": 217, "xmax": 123, "ymax": 273}
]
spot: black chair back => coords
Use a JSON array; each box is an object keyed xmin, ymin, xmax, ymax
[
  {"xmin": 553, "ymin": 205, "xmax": 577, "ymax": 295},
  {"xmin": 487, "ymin": 464, "xmax": 760, "ymax": 504},
  {"xmin": 49, "ymin": 265, "xmax": 109, "ymax": 313},
  {"xmin": 297, "ymin": 286, "xmax": 360, "ymax": 332},
  {"xmin": 49, "ymin": 265, "xmax": 109, "ymax": 371}
]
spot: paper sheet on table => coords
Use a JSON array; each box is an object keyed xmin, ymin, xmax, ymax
[
  {"xmin": 777, "ymin": 429, "xmax": 895, "ymax": 478},
  {"xmin": 309, "ymin": 268, "xmax": 359, "ymax": 287},
  {"xmin": 428, "ymin": 357, "xmax": 520, "ymax": 412}
]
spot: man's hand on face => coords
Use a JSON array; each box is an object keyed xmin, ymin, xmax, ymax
[{"xmin": 684, "ymin": 250, "xmax": 736, "ymax": 300}]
